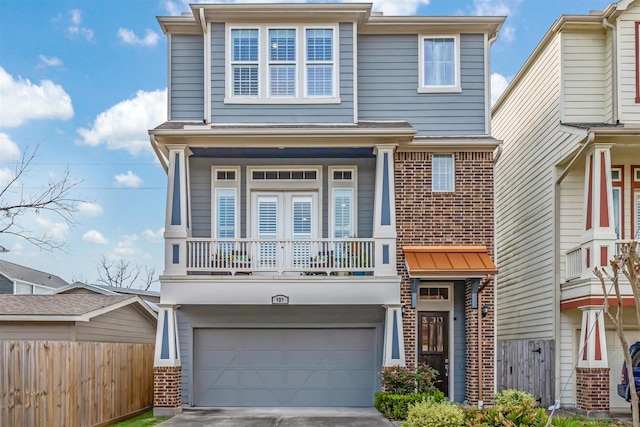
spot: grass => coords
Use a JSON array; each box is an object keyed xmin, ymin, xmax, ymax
[
  {"xmin": 109, "ymin": 410, "xmax": 167, "ymax": 427},
  {"xmin": 549, "ymin": 415, "xmax": 630, "ymax": 426}
]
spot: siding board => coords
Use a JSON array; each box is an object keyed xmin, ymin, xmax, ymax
[{"xmin": 170, "ymin": 35, "xmax": 204, "ymax": 120}]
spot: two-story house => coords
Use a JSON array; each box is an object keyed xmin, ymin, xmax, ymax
[
  {"xmin": 0, "ymin": 260, "xmax": 69, "ymax": 294},
  {"xmin": 150, "ymin": 3, "xmax": 503, "ymax": 416},
  {"xmin": 493, "ymin": 0, "xmax": 640, "ymax": 416}
]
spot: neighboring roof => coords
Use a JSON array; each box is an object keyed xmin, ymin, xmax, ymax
[
  {"xmin": 54, "ymin": 281, "xmax": 160, "ymax": 299},
  {"xmin": 0, "ymin": 294, "xmax": 157, "ymax": 322},
  {"xmin": 0, "ymin": 260, "xmax": 68, "ymax": 289},
  {"xmin": 403, "ymin": 246, "xmax": 498, "ymax": 278}
]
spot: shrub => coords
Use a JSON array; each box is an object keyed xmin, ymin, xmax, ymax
[
  {"xmin": 380, "ymin": 363, "xmax": 439, "ymax": 394},
  {"xmin": 405, "ymin": 400, "xmax": 465, "ymax": 427},
  {"xmin": 415, "ymin": 363, "xmax": 439, "ymax": 393},
  {"xmin": 494, "ymin": 389, "xmax": 537, "ymax": 408},
  {"xmin": 374, "ymin": 391, "xmax": 444, "ymax": 420}
]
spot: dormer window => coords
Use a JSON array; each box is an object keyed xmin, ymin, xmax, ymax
[{"xmin": 226, "ymin": 25, "xmax": 339, "ymax": 104}]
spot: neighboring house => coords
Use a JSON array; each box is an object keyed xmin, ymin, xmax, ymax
[
  {"xmin": 0, "ymin": 260, "xmax": 68, "ymax": 294},
  {"xmin": 0, "ymin": 294, "xmax": 157, "ymax": 344},
  {"xmin": 53, "ymin": 281, "xmax": 161, "ymax": 308},
  {"xmin": 492, "ymin": 0, "xmax": 640, "ymax": 416},
  {"xmin": 150, "ymin": 2, "xmax": 503, "ymax": 416}
]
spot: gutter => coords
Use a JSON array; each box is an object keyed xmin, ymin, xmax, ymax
[
  {"xmin": 555, "ymin": 131, "xmax": 594, "ymax": 185},
  {"xmin": 149, "ymin": 133, "xmax": 169, "ymax": 173}
]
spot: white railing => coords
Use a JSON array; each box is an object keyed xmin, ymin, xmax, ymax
[
  {"xmin": 186, "ymin": 238, "xmax": 375, "ymax": 275},
  {"xmin": 565, "ymin": 246, "xmax": 582, "ymax": 281}
]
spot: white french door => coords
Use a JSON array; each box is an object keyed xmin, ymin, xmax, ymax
[{"xmin": 252, "ymin": 192, "xmax": 318, "ymax": 270}]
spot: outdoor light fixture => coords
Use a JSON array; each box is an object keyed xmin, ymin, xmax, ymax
[
  {"xmin": 481, "ymin": 304, "xmax": 489, "ymax": 318},
  {"xmin": 401, "ymin": 305, "xmax": 407, "ymax": 316}
]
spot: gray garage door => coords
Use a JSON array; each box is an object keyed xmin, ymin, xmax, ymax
[{"xmin": 193, "ymin": 328, "xmax": 376, "ymax": 407}]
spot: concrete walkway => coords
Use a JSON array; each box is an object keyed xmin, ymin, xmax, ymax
[{"xmin": 157, "ymin": 407, "xmax": 396, "ymax": 427}]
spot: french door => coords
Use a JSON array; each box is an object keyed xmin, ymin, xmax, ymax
[{"xmin": 252, "ymin": 192, "xmax": 318, "ymax": 270}]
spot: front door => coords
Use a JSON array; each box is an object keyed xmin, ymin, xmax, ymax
[
  {"xmin": 252, "ymin": 192, "xmax": 317, "ymax": 270},
  {"xmin": 418, "ymin": 311, "xmax": 449, "ymax": 397}
]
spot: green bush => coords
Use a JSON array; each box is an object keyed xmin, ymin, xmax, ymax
[
  {"xmin": 494, "ymin": 389, "xmax": 537, "ymax": 407},
  {"xmin": 405, "ymin": 400, "xmax": 465, "ymax": 427},
  {"xmin": 379, "ymin": 363, "xmax": 439, "ymax": 394},
  {"xmin": 374, "ymin": 391, "xmax": 444, "ymax": 420}
]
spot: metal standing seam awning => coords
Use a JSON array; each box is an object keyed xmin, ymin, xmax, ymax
[{"xmin": 403, "ymin": 246, "xmax": 498, "ymax": 278}]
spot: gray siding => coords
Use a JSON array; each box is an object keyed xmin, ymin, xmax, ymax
[
  {"xmin": 0, "ymin": 322, "xmax": 73, "ymax": 341},
  {"xmin": 210, "ymin": 23, "xmax": 354, "ymax": 123},
  {"xmin": 177, "ymin": 304, "xmax": 385, "ymax": 406},
  {"xmin": 75, "ymin": 305, "xmax": 156, "ymax": 344},
  {"xmin": 189, "ymin": 156, "xmax": 375, "ymax": 238},
  {"xmin": 453, "ymin": 282, "xmax": 466, "ymax": 403},
  {"xmin": 358, "ymin": 34, "xmax": 486, "ymax": 135},
  {"xmin": 170, "ymin": 34, "xmax": 204, "ymax": 120}
]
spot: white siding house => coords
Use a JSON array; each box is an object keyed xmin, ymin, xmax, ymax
[{"xmin": 493, "ymin": 0, "xmax": 640, "ymax": 415}]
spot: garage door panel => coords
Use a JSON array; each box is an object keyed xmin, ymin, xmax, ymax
[{"xmin": 193, "ymin": 328, "xmax": 376, "ymax": 407}]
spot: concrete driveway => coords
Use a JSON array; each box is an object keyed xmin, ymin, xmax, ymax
[{"xmin": 157, "ymin": 407, "xmax": 397, "ymax": 427}]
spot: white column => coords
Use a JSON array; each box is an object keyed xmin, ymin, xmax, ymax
[
  {"xmin": 577, "ymin": 306, "xmax": 608, "ymax": 368},
  {"xmin": 383, "ymin": 304, "xmax": 406, "ymax": 367},
  {"xmin": 164, "ymin": 146, "xmax": 192, "ymax": 276},
  {"xmin": 154, "ymin": 305, "xmax": 181, "ymax": 367},
  {"xmin": 373, "ymin": 144, "xmax": 398, "ymax": 276}
]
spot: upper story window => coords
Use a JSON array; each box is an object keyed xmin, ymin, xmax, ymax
[
  {"xmin": 329, "ymin": 166, "xmax": 357, "ymax": 238},
  {"xmin": 418, "ymin": 35, "xmax": 461, "ymax": 93},
  {"xmin": 432, "ymin": 154, "xmax": 455, "ymax": 192},
  {"xmin": 227, "ymin": 25, "xmax": 338, "ymax": 104},
  {"xmin": 212, "ymin": 167, "xmax": 240, "ymax": 239}
]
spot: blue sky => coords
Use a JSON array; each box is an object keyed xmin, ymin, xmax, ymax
[{"xmin": 0, "ymin": 0, "xmax": 613, "ymax": 289}]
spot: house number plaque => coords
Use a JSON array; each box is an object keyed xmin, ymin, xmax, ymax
[{"xmin": 272, "ymin": 295, "xmax": 289, "ymax": 304}]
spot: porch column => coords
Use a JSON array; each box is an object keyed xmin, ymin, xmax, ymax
[
  {"xmin": 582, "ymin": 145, "xmax": 617, "ymax": 277},
  {"xmin": 373, "ymin": 144, "xmax": 398, "ymax": 276},
  {"xmin": 576, "ymin": 306, "xmax": 609, "ymax": 415},
  {"xmin": 153, "ymin": 305, "xmax": 182, "ymax": 417},
  {"xmin": 164, "ymin": 146, "xmax": 192, "ymax": 276},
  {"xmin": 383, "ymin": 304, "xmax": 406, "ymax": 367}
]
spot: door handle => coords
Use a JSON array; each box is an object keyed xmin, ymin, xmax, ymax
[{"xmin": 444, "ymin": 358, "xmax": 449, "ymax": 377}]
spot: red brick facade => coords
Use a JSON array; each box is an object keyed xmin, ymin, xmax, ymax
[
  {"xmin": 576, "ymin": 367, "xmax": 610, "ymax": 413},
  {"xmin": 395, "ymin": 151, "xmax": 495, "ymax": 404},
  {"xmin": 154, "ymin": 366, "xmax": 182, "ymax": 410}
]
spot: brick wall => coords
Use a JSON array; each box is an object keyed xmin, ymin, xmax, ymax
[
  {"xmin": 395, "ymin": 151, "xmax": 495, "ymax": 404},
  {"xmin": 576, "ymin": 367, "xmax": 610, "ymax": 412},
  {"xmin": 154, "ymin": 366, "xmax": 182, "ymax": 409}
]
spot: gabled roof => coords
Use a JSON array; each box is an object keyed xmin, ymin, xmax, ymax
[
  {"xmin": 403, "ymin": 246, "xmax": 498, "ymax": 278},
  {"xmin": 0, "ymin": 260, "xmax": 68, "ymax": 289},
  {"xmin": 0, "ymin": 294, "xmax": 157, "ymax": 322}
]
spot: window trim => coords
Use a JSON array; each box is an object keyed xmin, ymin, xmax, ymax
[
  {"xmin": 328, "ymin": 166, "xmax": 357, "ymax": 239},
  {"xmin": 432, "ymin": 154, "xmax": 455, "ymax": 192},
  {"xmin": 633, "ymin": 166, "xmax": 640, "ymax": 239},
  {"xmin": 418, "ymin": 34, "xmax": 461, "ymax": 94},
  {"xmin": 612, "ymin": 165, "xmax": 623, "ymax": 239},
  {"xmin": 211, "ymin": 166, "xmax": 241, "ymax": 240},
  {"xmin": 225, "ymin": 24, "xmax": 340, "ymax": 104}
]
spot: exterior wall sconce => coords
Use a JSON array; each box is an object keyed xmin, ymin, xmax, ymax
[
  {"xmin": 481, "ymin": 304, "xmax": 490, "ymax": 318},
  {"xmin": 401, "ymin": 305, "xmax": 407, "ymax": 316}
]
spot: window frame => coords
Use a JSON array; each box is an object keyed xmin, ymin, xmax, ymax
[
  {"xmin": 418, "ymin": 34, "xmax": 461, "ymax": 94},
  {"xmin": 432, "ymin": 154, "xmax": 455, "ymax": 192},
  {"xmin": 633, "ymin": 166, "xmax": 640, "ymax": 239},
  {"xmin": 226, "ymin": 24, "xmax": 339, "ymax": 104},
  {"xmin": 328, "ymin": 166, "xmax": 357, "ymax": 239},
  {"xmin": 612, "ymin": 165, "xmax": 623, "ymax": 239},
  {"xmin": 211, "ymin": 166, "xmax": 241, "ymax": 240}
]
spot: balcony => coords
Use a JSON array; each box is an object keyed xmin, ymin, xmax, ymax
[
  {"xmin": 564, "ymin": 240, "xmax": 635, "ymax": 282},
  {"xmin": 186, "ymin": 238, "xmax": 375, "ymax": 276}
]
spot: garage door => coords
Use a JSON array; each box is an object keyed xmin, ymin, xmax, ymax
[
  {"xmin": 193, "ymin": 328, "xmax": 376, "ymax": 407},
  {"xmin": 607, "ymin": 330, "xmax": 640, "ymax": 409}
]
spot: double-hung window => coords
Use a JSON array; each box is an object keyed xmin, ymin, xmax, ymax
[
  {"xmin": 432, "ymin": 154, "xmax": 455, "ymax": 192},
  {"xmin": 212, "ymin": 168, "xmax": 240, "ymax": 250},
  {"xmin": 418, "ymin": 35, "xmax": 461, "ymax": 93},
  {"xmin": 329, "ymin": 167, "xmax": 357, "ymax": 239},
  {"xmin": 228, "ymin": 25, "xmax": 337, "ymax": 102}
]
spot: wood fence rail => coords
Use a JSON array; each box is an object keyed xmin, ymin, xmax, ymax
[{"xmin": 0, "ymin": 341, "xmax": 154, "ymax": 427}]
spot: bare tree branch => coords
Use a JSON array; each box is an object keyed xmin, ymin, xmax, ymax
[
  {"xmin": 0, "ymin": 146, "xmax": 83, "ymax": 251},
  {"xmin": 96, "ymin": 256, "xmax": 157, "ymax": 290}
]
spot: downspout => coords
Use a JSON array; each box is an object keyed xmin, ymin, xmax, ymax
[
  {"xmin": 602, "ymin": 17, "xmax": 618, "ymax": 124},
  {"xmin": 484, "ymin": 31, "xmax": 500, "ymax": 136}
]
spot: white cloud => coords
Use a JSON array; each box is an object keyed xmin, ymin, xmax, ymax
[
  {"xmin": 112, "ymin": 234, "xmax": 141, "ymax": 257},
  {"xmin": 491, "ymin": 73, "xmax": 511, "ymax": 106},
  {"xmin": 0, "ymin": 133, "xmax": 21, "ymax": 161},
  {"xmin": 76, "ymin": 89, "xmax": 167, "ymax": 155},
  {"xmin": 77, "ymin": 201, "xmax": 104, "ymax": 216},
  {"xmin": 114, "ymin": 171, "xmax": 143, "ymax": 188},
  {"xmin": 0, "ymin": 168, "xmax": 15, "ymax": 188},
  {"xmin": 500, "ymin": 26, "xmax": 515, "ymax": 43},
  {"xmin": 67, "ymin": 9, "xmax": 94, "ymax": 42},
  {"xmin": 118, "ymin": 28, "xmax": 160, "ymax": 47},
  {"xmin": 0, "ymin": 67, "xmax": 74, "ymax": 129},
  {"xmin": 472, "ymin": 0, "xmax": 520, "ymax": 43},
  {"xmin": 163, "ymin": 1, "xmax": 185, "ymax": 16},
  {"xmin": 142, "ymin": 228, "xmax": 164, "ymax": 243},
  {"xmin": 35, "ymin": 217, "xmax": 70, "ymax": 243},
  {"xmin": 83, "ymin": 230, "xmax": 108, "ymax": 245},
  {"xmin": 38, "ymin": 55, "xmax": 63, "ymax": 67}
]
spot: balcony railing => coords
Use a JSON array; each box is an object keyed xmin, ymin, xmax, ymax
[
  {"xmin": 565, "ymin": 246, "xmax": 582, "ymax": 281},
  {"xmin": 186, "ymin": 238, "xmax": 375, "ymax": 275}
]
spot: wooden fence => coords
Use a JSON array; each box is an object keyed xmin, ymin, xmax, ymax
[
  {"xmin": 496, "ymin": 339, "xmax": 555, "ymax": 407},
  {"xmin": 0, "ymin": 341, "xmax": 155, "ymax": 427}
]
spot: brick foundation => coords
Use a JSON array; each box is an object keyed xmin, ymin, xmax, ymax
[
  {"xmin": 154, "ymin": 366, "xmax": 182, "ymax": 417},
  {"xmin": 576, "ymin": 367, "xmax": 610, "ymax": 414},
  {"xmin": 395, "ymin": 151, "xmax": 495, "ymax": 405}
]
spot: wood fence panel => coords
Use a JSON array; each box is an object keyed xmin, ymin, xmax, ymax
[
  {"xmin": 0, "ymin": 341, "xmax": 154, "ymax": 427},
  {"xmin": 497, "ymin": 339, "xmax": 555, "ymax": 407}
]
